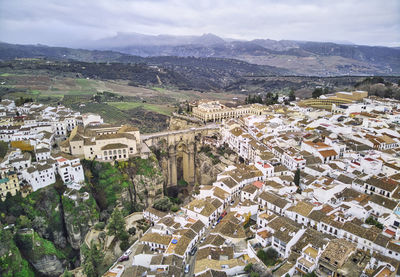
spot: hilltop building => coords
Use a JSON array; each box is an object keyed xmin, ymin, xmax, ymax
[
  {"xmin": 0, "ymin": 170, "xmax": 19, "ymax": 200},
  {"xmin": 60, "ymin": 124, "xmax": 140, "ymax": 161},
  {"xmin": 192, "ymin": 100, "xmax": 269, "ymax": 122},
  {"xmin": 298, "ymin": 90, "xmax": 368, "ymax": 110}
]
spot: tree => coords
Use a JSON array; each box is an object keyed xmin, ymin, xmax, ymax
[
  {"xmin": 62, "ymin": 269, "xmax": 73, "ymax": 277},
  {"xmin": 257, "ymin": 248, "xmax": 279, "ymax": 266},
  {"xmin": 93, "ymin": 95, "xmax": 102, "ymax": 103},
  {"xmin": 312, "ymin": 88, "xmax": 324, "ymax": 98},
  {"xmin": 153, "ymin": 197, "xmax": 172, "ymax": 212},
  {"xmin": 265, "ymin": 247, "xmax": 278, "ymax": 261},
  {"xmin": 244, "ymin": 263, "xmax": 253, "ymax": 273},
  {"xmin": 288, "ymin": 90, "xmax": 296, "ymax": 101},
  {"xmin": 107, "ymin": 207, "xmax": 130, "ymax": 250},
  {"xmin": 107, "ymin": 209, "xmax": 127, "ymax": 241},
  {"xmin": 16, "ymin": 215, "xmax": 32, "ymax": 229},
  {"xmin": 0, "ymin": 141, "xmax": 8, "ymax": 159},
  {"xmin": 294, "ymin": 168, "xmax": 301, "ymax": 187},
  {"xmin": 82, "ymin": 242, "xmax": 104, "ymax": 277},
  {"xmin": 128, "ymin": 226, "xmax": 136, "ymax": 235}
]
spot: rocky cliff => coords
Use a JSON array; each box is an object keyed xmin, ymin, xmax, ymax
[
  {"xmin": 195, "ymin": 147, "xmax": 237, "ymax": 185},
  {"xmin": 168, "ymin": 116, "xmax": 202, "ymax": 131},
  {"xmin": 0, "ymin": 229, "xmax": 35, "ymax": 277},
  {"xmin": 130, "ymin": 155, "xmax": 165, "ymax": 207},
  {"xmin": 31, "ymin": 255, "xmax": 65, "ymax": 277},
  {"xmin": 62, "ymin": 193, "xmax": 99, "ymax": 250},
  {"xmin": 15, "ymin": 230, "xmax": 67, "ymax": 276}
]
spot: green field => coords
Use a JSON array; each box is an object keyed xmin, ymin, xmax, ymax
[
  {"xmin": 73, "ymin": 103, "xmax": 131, "ymax": 124},
  {"xmin": 76, "ymin": 78, "xmax": 96, "ymax": 90},
  {"xmin": 107, "ymin": 101, "xmax": 175, "ymax": 116}
]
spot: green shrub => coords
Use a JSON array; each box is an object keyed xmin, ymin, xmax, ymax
[
  {"xmin": 94, "ymin": 222, "xmax": 105, "ymax": 230},
  {"xmin": 178, "ymin": 179, "xmax": 188, "ymax": 187},
  {"xmin": 119, "ymin": 239, "xmax": 130, "ymax": 251},
  {"xmin": 171, "ymin": 205, "xmax": 179, "ymax": 212},
  {"xmin": 128, "ymin": 227, "xmax": 136, "ymax": 235},
  {"xmin": 153, "ymin": 197, "xmax": 172, "ymax": 212},
  {"xmin": 257, "ymin": 247, "xmax": 279, "ymax": 266}
]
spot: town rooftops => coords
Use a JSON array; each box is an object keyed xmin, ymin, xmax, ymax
[
  {"xmin": 184, "ymin": 199, "xmax": 219, "ymax": 217},
  {"xmin": 145, "ymin": 207, "xmax": 167, "ymax": 218},
  {"xmin": 242, "ymin": 183, "xmax": 258, "ymax": 194},
  {"xmin": 190, "ymin": 220, "xmax": 205, "ymax": 234},
  {"xmin": 35, "ymin": 147, "xmax": 50, "ymax": 154},
  {"xmin": 268, "ymin": 216, "xmax": 301, "ymax": 243},
  {"xmin": 259, "ymin": 191, "xmax": 290, "ymax": 209},
  {"xmin": 366, "ymin": 177, "xmax": 398, "ymax": 192},
  {"xmin": 101, "ymin": 143, "xmax": 128, "ymax": 150},
  {"xmin": 140, "ymin": 233, "xmax": 172, "ymax": 246},
  {"xmin": 303, "ymin": 140, "xmax": 331, "ymax": 149},
  {"xmin": 318, "ymin": 149, "xmax": 338, "ymax": 158},
  {"xmin": 369, "ymin": 194, "xmax": 398, "ymax": 210},
  {"xmin": 287, "ymin": 201, "xmax": 315, "ymax": 217},
  {"xmin": 219, "ymin": 177, "xmax": 238, "ymax": 189},
  {"xmin": 320, "ymin": 239, "xmax": 356, "ymax": 268}
]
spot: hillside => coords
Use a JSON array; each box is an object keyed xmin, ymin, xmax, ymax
[
  {"xmin": 85, "ymin": 33, "xmax": 400, "ymax": 76},
  {"xmin": 0, "ymin": 42, "xmax": 289, "ymax": 91}
]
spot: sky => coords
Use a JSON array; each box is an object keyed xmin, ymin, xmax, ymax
[{"xmin": 0, "ymin": 0, "xmax": 399, "ymax": 47}]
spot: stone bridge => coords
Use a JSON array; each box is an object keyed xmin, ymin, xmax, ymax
[{"xmin": 141, "ymin": 124, "xmax": 219, "ymax": 186}]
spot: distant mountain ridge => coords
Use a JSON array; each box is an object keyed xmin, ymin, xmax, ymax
[
  {"xmin": 1, "ymin": 31, "xmax": 400, "ymax": 76},
  {"xmin": 84, "ymin": 33, "xmax": 400, "ymax": 76},
  {"xmin": 0, "ymin": 42, "xmax": 290, "ymax": 91}
]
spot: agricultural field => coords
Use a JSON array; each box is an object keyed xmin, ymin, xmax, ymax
[
  {"xmin": 0, "ymin": 72, "xmax": 244, "ymax": 132},
  {"xmin": 107, "ymin": 101, "xmax": 175, "ymax": 116}
]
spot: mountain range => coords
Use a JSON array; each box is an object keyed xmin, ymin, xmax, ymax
[
  {"xmin": 86, "ymin": 33, "xmax": 400, "ymax": 76},
  {"xmin": 1, "ymin": 32, "xmax": 400, "ymax": 76}
]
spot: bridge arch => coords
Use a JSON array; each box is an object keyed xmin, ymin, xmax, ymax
[{"xmin": 141, "ymin": 125, "xmax": 218, "ymax": 187}]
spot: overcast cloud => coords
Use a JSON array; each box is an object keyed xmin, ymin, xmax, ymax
[{"xmin": 0, "ymin": 0, "xmax": 399, "ymax": 47}]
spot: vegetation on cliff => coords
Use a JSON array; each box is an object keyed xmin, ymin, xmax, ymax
[
  {"xmin": 0, "ymin": 154, "xmax": 165, "ymax": 275},
  {"xmin": 0, "ymin": 229, "xmax": 35, "ymax": 277},
  {"xmin": 82, "ymin": 160, "xmax": 130, "ymax": 211}
]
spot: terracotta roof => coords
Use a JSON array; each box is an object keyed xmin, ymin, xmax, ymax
[
  {"xmin": 318, "ymin": 149, "xmax": 338, "ymax": 158},
  {"xmin": 101, "ymin": 143, "xmax": 128, "ymax": 150},
  {"xmin": 287, "ymin": 201, "xmax": 315, "ymax": 217},
  {"xmin": 140, "ymin": 233, "xmax": 172, "ymax": 246},
  {"xmin": 259, "ymin": 191, "xmax": 290, "ymax": 209}
]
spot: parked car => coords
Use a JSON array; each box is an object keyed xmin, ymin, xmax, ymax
[
  {"xmin": 200, "ymin": 237, "xmax": 206, "ymax": 243},
  {"xmin": 189, "ymin": 246, "xmax": 197, "ymax": 256},
  {"xmin": 124, "ymin": 249, "xmax": 132, "ymax": 256},
  {"xmin": 184, "ymin": 264, "xmax": 190, "ymax": 274},
  {"xmin": 118, "ymin": 255, "xmax": 129, "ymax": 262}
]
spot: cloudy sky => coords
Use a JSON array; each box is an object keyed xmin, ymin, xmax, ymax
[{"xmin": 0, "ymin": 0, "xmax": 399, "ymax": 47}]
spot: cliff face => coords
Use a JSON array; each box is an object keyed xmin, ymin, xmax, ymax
[
  {"xmin": 16, "ymin": 230, "xmax": 67, "ymax": 277},
  {"xmin": 169, "ymin": 116, "xmax": 201, "ymax": 131},
  {"xmin": 131, "ymin": 156, "xmax": 165, "ymax": 207},
  {"xmin": 30, "ymin": 187, "xmax": 69, "ymax": 249},
  {"xmin": 195, "ymin": 149, "xmax": 237, "ymax": 185},
  {"xmin": 30, "ymin": 255, "xmax": 65, "ymax": 277},
  {"xmin": 62, "ymin": 194, "xmax": 99, "ymax": 250},
  {"xmin": 0, "ymin": 229, "xmax": 35, "ymax": 277}
]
